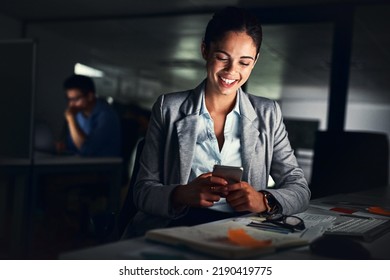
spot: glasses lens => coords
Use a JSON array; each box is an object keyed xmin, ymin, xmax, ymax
[
  {"xmin": 264, "ymin": 215, "xmax": 305, "ymax": 231},
  {"xmin": 284, "ymin": 216, "xmax": 301, "ymax": 226},
  {"xmin": 284, "ymin": 216, "xmax": 305, "ymax": 230}
]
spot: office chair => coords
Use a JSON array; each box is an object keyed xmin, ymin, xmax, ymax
[
  {"xmin": 310, "ymin": 131, "xmax": 389, "ymax": 199},
  {"xmin": 120, "ymin": 118, "xmax": 140, "ymax": 185},
  {"xmin": 115, "ymin": 138, "xmax": 145, "ymax": 238}
]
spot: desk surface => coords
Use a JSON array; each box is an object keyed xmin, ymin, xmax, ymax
[
  {"xmin": 1, "ymin": 154, "xmax": 122, "ymax": 166},
  {"xmin": 60, "ymin": 188, "xmax": 390, "ymax": 260},
  {"xmin": 0, "ymin": 158, "xmax": 31, "ymax": 166},
  {"xmin": 1, "ymin": 153, "xmax": 123, "ymax": 259},
  {"xmin": 33, "ymin": 152, "xmax": 122, "ymax": 166}
]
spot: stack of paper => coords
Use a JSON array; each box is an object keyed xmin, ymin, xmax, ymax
[{"xmin": 145, "ymin": 220, "xmax": 308, "ymax": 259}]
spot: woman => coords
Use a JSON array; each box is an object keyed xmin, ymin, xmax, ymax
[{"xmin": 125, "ymin": 7, "xmax": 310, "ymax": 237}]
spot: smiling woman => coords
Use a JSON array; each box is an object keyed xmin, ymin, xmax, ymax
[
  {"xmin": 123, "ymin": 6, "xmax": 310, "ymax": 238},
  {"xmin": 202, "ymin": 31, "xmax": 257, "ymax": 98}
]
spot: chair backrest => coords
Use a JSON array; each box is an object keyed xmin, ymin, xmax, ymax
[
  {"xmin": 310, "ymin": 131, "xmax": 389, "ymax": 199},
  {"xmin": 116, "ymin": 138, "xmax": 145, "ymax": 237},
  {"xmin": 120, "ymin": 118, "xmax": 140, "ymax": 185}
]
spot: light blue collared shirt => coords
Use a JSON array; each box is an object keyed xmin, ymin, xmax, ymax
[{"xmin": 190, "ymin": 89, "xmax": 242, "ymax": 212}]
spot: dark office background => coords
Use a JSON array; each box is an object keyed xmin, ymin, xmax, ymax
[{"xmin": 0, "ymin": 0, "xmax": 389, "ymax": 259}]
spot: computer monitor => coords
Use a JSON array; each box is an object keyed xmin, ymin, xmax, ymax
[{"xmin": 283, "ymin": 118, "xmax": 320, "ymax": 150}]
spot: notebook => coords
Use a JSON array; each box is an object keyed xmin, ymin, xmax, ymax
[{"xmin": 145, "ymin": 220, "xmax": 308, "ymax": 259}]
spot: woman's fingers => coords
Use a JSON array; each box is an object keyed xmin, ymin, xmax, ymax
[
  {"xmin": 209, "ymin": 175, "xmax": 228, "ymax": 186},
  {"xmin": 187, "ymin": 174, "xmax": 266, "ymax": 212},
  {"xmin": 226, "ymin": 182, "xmax": 244, "ymax": 192},
  {"xmin": 225, "ymin": 182, "xmax": 265, "ymax": 212},
  {"xmin": 198, "ymin": 172, "xmax": 228, "ymax": 185},
  {"xmin": 181, "ymin": 172, "xmax": 231, "ymax": 208},
  {"xmin": 209, "ymin": 185, "xmax": 228, "ymax": 194}
]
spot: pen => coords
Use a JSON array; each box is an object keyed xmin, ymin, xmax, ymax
[{"xmin": 247, "ymin": 222, "xmax": 291, "ymax": 234}]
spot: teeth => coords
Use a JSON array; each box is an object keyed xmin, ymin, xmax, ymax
[{"xmin": 221, "ymin": 77, "xmax": 235, "ymax": 84}]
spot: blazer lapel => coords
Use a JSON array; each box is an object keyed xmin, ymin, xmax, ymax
[
  {"xmin": 175, "ymin": 82, "xmax": 204, "ymax": 183},
  {"xmin": 176, "ymin": 115, "xmax": 198, "ymax": 183},
  {"xmin": 239, "ymin": 89, "xmax": 260, "ymax": 181}
]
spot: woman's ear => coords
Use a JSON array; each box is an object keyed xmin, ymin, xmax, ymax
[{"xmin": 201, "ymin": 41, "xmax": 208, "ymax": 60}]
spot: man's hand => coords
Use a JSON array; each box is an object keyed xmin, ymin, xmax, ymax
[
  {"xmin": 64, "ymin": 107, "xmax": 86, "ymax": 149},
  {"xmin": 64, "ymin": 107, "xmax": 78, "ymax": 121}
]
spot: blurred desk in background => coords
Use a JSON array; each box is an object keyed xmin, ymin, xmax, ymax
[
  {"xmin": 29, "ymin": 154, "xmax": 122, "ymax": 258},
  {"xmin": 0, "ymin": 154, "xmax": 122, "ymax": 259},
  {"xmin": 32, "ymin": 153, "xmax": 123, "ymax": 217},
  {"xmin": 0, "ymin": 158, "xmax": 31, "ymax": 258}
]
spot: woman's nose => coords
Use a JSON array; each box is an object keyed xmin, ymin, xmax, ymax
[{"xmin": 225, "ymin": 61, "xmax": 238, "ymax": 73}]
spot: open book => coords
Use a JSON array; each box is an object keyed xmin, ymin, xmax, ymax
[{"xmin": 145, "ymin": 220, "xmax": 308, "ymax": 259}]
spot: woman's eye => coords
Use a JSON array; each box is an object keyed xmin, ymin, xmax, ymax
[
  {"xmin": 216, "ymin": 56, "xmax": 228, "ymax": 61},
  {"xmin": 240, "ymin": 61, "xmax": 250, "ymax": 66}
]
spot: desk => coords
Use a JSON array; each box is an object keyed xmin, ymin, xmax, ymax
[
  {"xmin": 1, "ymin": 154, "xmax": 122, "ymax": 258},
  {"xmin": 28, "ymin": 154, "xmax": 122, "ymax": 256},
  {"xmin": 32, "ymin": 153, "xmax": 122, "ymax": 214},
  {"xmin": 60, "ymin": 187, "xmax": 390, "ymax": 260},
  {"xmin": 0, "ymin": 158, "xmax": 31, "ymax": 258}
]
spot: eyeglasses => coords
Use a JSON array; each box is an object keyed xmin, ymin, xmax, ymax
[
  {"xmin": 263, "ymin": 213, "xmax": 305, "ymax": 232},
  {"xmin": 66, "ymin": 95, "xmax": 85, "ymax": 103}
]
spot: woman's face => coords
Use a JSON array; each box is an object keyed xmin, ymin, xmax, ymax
[{"xmin": 202, "ymin": 31, "xmax": 258, "ymax": 96}]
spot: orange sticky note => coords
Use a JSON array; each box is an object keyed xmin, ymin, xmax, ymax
[
  {"xmin": 368, "ymin": 206, "xmax": 390, "ymax": 216},
  {"xmin": 227, "ymin": 228, "xmax": 272, "ymax": 248}
]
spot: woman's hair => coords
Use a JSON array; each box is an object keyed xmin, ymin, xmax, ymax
[{"xmin": 204, "ymin": 7, "xmax": 263, "ymax": 55}]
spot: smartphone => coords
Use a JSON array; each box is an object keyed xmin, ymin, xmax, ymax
[{"xmin": 212, "ymin": 165, "xmax": 243, "ymax": 184}]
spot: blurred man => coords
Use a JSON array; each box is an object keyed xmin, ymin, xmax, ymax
[{"xmin": 59, "ymin": 74, "xmax": 121, "ymax": 157}]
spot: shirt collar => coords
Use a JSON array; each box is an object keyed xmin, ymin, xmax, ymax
[
  {"xmin": 79, "ymin": 99, "xmax": 102, "ymax": 119},
  {"xmin": 200, "ymin": 90, "xmax": 241, "ymax": 116}
]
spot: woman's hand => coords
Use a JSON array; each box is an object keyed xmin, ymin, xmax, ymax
[
  {"xmin": 172, "ymin": 172, "xmax": 228, "ymax": 208},
  {"xmin": 225, "ymin": 182, "xmax": 267, "ymax": 213}
]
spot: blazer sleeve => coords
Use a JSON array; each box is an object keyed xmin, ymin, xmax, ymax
[
  {"xmin": 266, "ymin": 101, "xmax": 311, "ymax": 215},
  {"xmin": 133, "ymin": 95, "xmax": 186, "ymax": 219}
]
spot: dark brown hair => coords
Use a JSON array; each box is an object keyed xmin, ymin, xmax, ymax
[
  {"xmin": 63, "ymin": 74, "xmax": 95, "ymax": 95},
  {"xmin": 204, "ymin": 7, "xmax": 263, "ymax": 55}
]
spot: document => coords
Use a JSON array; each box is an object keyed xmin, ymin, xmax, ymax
[
  {"xmin": 292, "ymin": 212, "xmax": 337, "ymax": 242},
  {"xmin": 145, "ymin": 220, "xmax": 308, "ymax": 259},
  {"xmin": 310, "ymin": 201, "xmax": 390, "ymax": 218}
]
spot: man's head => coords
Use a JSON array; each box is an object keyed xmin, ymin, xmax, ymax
[{"xmin": 63, "ymin": 74, "xmax": 96, "ymax": 113}]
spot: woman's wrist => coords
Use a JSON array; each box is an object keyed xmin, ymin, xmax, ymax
[
  {"xmin": 260, "ymin": 191, "xmax": 280, "ymax": 215},
  {"xmin": 171, "ymin": 184, "xmax": 187, "ymax": 209}
]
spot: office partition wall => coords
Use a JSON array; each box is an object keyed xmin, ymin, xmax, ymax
[{"xmin": 0, "ymin": 40, "xmax": 36, "ymax": 160}]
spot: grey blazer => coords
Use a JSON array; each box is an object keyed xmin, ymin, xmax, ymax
[{"xmin": 127, "ymin": 81, "xmax": 310, "ymax": 237}]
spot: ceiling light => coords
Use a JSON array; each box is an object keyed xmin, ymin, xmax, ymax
[{"xmin": 74, "ymin": 63, "xmax": 104, "ymax": 77}]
